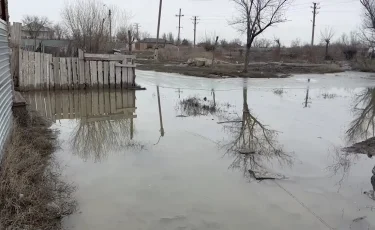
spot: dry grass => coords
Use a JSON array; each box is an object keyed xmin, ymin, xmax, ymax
[
  {"xmin": 178, "ymin": 97, "xmax": 218, "ymax": 116},
  {"xmin": 0, "ymin": 108, "xmax": 76, "ymax": 230},
  {"xmin": 273, "ymin": 89, "xmax": 285, "ymax": 95}
]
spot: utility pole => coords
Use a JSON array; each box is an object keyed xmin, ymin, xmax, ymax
[
  {"xmin": 155, "ymin": 0, "xmax": 163, "ymax": 61},
  {"xmin": 109, "ymin": 9, "xmax": 112, "ymax": 42},
  {"xmin": 311, "ymin": 2, "xmax": 319, "ymax": 46},
  {"xmin": 133, "ymin": 23, "xmax": 140, "ymax": 40},
  {"xmin": 175, "ymin": 8, "xmax": 184, "ymax": 44},
  {"xmin": 192, "ymin": 16, "xmax": 199, "ymax": 47}
]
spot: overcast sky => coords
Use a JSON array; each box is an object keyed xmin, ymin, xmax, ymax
[{"xmin": 9, "ymin": 0, "xmax": 361, "ymax": 46}]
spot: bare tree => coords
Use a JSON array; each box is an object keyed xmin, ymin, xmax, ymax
[
  {"xmin": 320, "ymin": 27, "xmax": 335, "ymax": 59},
  {"xmin": 253, "ymin": 38, "xmax": 272, "ymax": 48},
  {"xmin": 53, "ymin": 23, "xmax": 66, "ymax": 40},
  {"xmin": 167, "ymin": 32, "xmax": 175, "ymax": 44},
  {"xmin": 61, "ymin": 0, "xmax": 110, "ymax": 53},
  {"xmin": 230, "ymin": 0, "xmax": 290, "ymax": 72},
  {"xmin": 139, "ymin": 31, "xmax": 151, "ymax": 40},
  {"xmin": 116, "ymin": 26, "xmax": 128, "ymax": 42},
  {"xmin": 290, "ymin": 38, "xmax": 301, "ymax": 47},
  {"xmin": 22, "ymin": 15, "xmax": 51, "ymax": 48},
  {"xmin": 128, "ymin": 29, "xmax": 136, "ymax": 53},
  {"xmin": 360, "ymin": 0, "xmax": 375, "ymax": 45}
]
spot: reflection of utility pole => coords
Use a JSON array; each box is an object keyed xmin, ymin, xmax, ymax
[
  {"xmin": 157, "ymin": 86, "xmax": 165, "ymax": 136},
  {"xmin": 304, "ymin": 79, "xmax": 312, "ymax": 108},
  {"xmin": 175, "ymin": 88, "xmax": 183, "ymax": 98},
  {"xmin": 211, "ymin": 89, "xmax": 216, "ymax": 107},
  {"xmin": 130, "ymin": 118, "xmax": 134, "ymax": 140}
]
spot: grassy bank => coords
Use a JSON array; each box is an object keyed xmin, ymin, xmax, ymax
[
  {"xmin": 0, "ymin": 107, "xmax": 76, "ymax": 230},
  {"xmin": 137, "ymin": 61, "xmax": 343, "ymax": 78}
]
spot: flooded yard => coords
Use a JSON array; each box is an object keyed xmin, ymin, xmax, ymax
[{"xmin": 24, "ymin": 71, "xmax": 375, "ymax": 230}]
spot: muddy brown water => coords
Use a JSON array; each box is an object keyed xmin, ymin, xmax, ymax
[{"xmin": 24, "ymin": 71, "xmax": 375, "ymax": 230}]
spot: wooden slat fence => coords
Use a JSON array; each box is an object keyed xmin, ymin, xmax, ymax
[{"xmin": 19, "ymin": 49, "xmax": 136, "ymax": 91}]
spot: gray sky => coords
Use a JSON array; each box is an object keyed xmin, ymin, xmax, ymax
[{"xmin": 9, "ymin": 0, "xmax": 361, "ymax": 46}]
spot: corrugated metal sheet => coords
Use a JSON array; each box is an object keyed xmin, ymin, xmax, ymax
[{"xmin": 0, "ymin": 19, "xmax": 12, "ymax": 157}]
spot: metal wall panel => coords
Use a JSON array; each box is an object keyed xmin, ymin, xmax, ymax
[{"xmin": 0, "ymin": 19, "xmax": 12, "ymax": 158}]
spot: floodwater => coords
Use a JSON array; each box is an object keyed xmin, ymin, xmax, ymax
[{"xmin": 24, "ymin": 71, "xmax": 375, "ymax": 230}]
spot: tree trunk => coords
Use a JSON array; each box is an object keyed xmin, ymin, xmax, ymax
[
  {"xmin": 243, "ymin": 46, "xmax": 250, "ymax": 73},
  {"xmin": 325, "ymin": 42, "xmax": 329, "ymax": 60}
]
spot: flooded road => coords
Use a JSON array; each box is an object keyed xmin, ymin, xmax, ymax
[{"xmin": 25, "ymin": 71, "xmax": 375, "ymax": 230}]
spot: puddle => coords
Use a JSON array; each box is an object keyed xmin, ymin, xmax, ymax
[{"xmin": 23, "ymin": 71, "xmax": 375, "ymax": 230}]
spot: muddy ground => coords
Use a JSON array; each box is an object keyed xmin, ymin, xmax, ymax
[{"xmin": 136, "ymin": 59, "xmax": 343, "ymax": 78}]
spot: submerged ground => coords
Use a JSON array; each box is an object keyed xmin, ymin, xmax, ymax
[{"xmin": 25, "ymin": 71, "xmax": 375, "ymax": 230}]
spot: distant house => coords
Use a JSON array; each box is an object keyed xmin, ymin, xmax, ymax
[
  {"xmin": 135, "ymin": 38, "xmax": 174, "ymax": 51},
  {"xmin": 21, "ymin": 26, "xmax": 54, "ymax": 39}
]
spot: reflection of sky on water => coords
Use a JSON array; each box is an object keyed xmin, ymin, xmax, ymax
[{"xmin": 23, "ymin": 71, "xmax": 375, "ymax": 230}]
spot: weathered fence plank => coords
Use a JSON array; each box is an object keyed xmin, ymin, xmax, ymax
[
  {"xmin": 67, "ymin": 58, "xmax": 72, "ymax": 89},
  {"xmin": 44, "ymin": 54, "xmax": 49, "ymax": 89},
  {"xmin": 60, "ymin": 58, "xmax": 68, "ymax": 90},
  {"xmin": 97, "ymin": 61, "xmax": 103, "ymax": 87},
  {"xmin": 115, "ymin": 66, "xmax": 121, "ymax": 89},
  {"xmin": 78, "ymin": 49, "xmax": 85, "ymax": 89},
  {"xmin": 49, "ymin": 55, "xmax": 54, "ymax": 89},
  {"xmin": 90, "ymin": 61, "xmax": 97, "ymax": 87},
  {"xmin": 121, "ymin": 67, "xmax": 127, "ymax": 88},
  {"xmin": 85, "ymin": 61, "xmax": 90, "ymax": 88},
  {"xmin": 35, "ymin": 52, "xmax": 41, "ymax": 90},
  {"xmin": 103, "ymin": 62, "xmax": 109, "ymax": 88},
  {"xmin": 28, "ymin": 51, "xmax": 35, "ymax": 90},
  {"xmin": 72, "ymin": 58, "xmax": 78, "ymax": 89},
  {"xmin": 53, "ymin": 57, "xmax": 60, "ymax": 90},
  {"xmin": 109, "ymin": 61, "xmax": 115, "ymax": 88}
]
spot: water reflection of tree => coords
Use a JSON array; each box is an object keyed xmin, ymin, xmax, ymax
[
  {"xmin": 71, "ymin": 118, "xmax": 143, "ymax": 162},
  {"xmin": 221, "ymin": 88, "xmax": 292, "ymax": 180},
  {"xmin": 346, "ymin": 88, "xmax": 375, "ymax": 142}
]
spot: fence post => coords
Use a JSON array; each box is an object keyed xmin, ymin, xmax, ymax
[
  {"xmin": 78, "ymin": 49, "xmax": 85, "ymax": 89},
  {"xmin": 10, "ymin": 22, "xmax": 22, "ymax": 88}
]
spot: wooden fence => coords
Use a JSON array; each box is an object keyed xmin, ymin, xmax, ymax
[
  {"xmin": 23, "ymin": 89, "xmax": 136, "ymax": 122},
  {"xmin": 18, "ymin": 49, "xmax": 136, "ymax": 91}
]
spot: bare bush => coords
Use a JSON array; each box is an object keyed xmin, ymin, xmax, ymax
[
  {"xmin": 253, "ymin": 38, "xmax": 272, "ymax": 48},
  {"xmin": 320, "ymin": 27, "xmax": 335, "ymax": 60},
  {"xmin": 61, "ymin": 0, "xmax": 111, "ymax": 52}
]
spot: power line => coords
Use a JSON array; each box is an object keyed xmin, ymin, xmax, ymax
[{"xmin": 175, "ymin": 8, "xmax": 185, "ymax": 44}]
